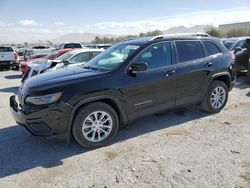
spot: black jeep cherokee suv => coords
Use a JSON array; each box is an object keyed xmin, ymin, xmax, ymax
[{"xmin": 10, "ymin": 36, "xmax": 236, "ymax": 148}]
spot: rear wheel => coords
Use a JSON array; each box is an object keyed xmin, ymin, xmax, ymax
[
  {"xmin": 72, "ymin": 102, "xmax": 119, "ymax": 148},
  {"xmin": 201, "ymin": 80, "xmax": 228, "ymax": 113}
]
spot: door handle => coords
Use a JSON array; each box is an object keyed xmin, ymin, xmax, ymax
[
  {"xmin": 204, "ymin": 62, "xmax": 213, "ymax": 68},
  {"xmin": 165, "ymin": 70, "xmax": 175, "ymax": 77}
]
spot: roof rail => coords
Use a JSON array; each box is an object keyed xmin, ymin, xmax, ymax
[{"xmin": 149, "ymin": 33, "xmax": 211, "ymax": 41}]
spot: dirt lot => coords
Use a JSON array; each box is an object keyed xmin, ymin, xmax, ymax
[{"xmin": 0, "ymin": 70, "xmax": 250, "ymax": 188}]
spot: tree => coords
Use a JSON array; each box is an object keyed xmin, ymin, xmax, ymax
[
  {"xmin": 206, "ymin": 27, "xmax": 223, "ymax": 37},
  {"xmin": 91, "ymin": 30, "xmax": 164, "ymax": 44}
]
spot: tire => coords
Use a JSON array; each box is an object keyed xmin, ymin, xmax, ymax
[
  {"xmin": 201, "ymin": 80, "xmax": 228, "ymax": 113},
  {"xmin": 72, "ymin": 102, "xmax": 119, "ymax": 148}
]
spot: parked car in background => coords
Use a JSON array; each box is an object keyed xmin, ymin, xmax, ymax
[
  {"xmin": 32, "ymin": 45, "xmax": 54, "ymax": 50},
  {"xmin": 56, "ymin": 42, "xmax": 83, "ymax": 50},
  {"xmin": 222, "ymin": 37, "xmax": 250, "ymax": 72},
  {"xmin": 29, "ymin": 53, "xmax": 48, "ymax": 59},
  {"xmin": 20, "ymin": 49, "xmax": 74, "ymax": 75},
  {"xmin": 10, "ymin": 36, "xmax": 235, "ymax": 148},
  {"xmin": 23, "ymin": 46, "xmax": 55, "ymax": 61},
  {"xmin": 86, "ymin": 44, "xmax": 112, "ymax": 49},
  {"xmin": 0, "ymin": 46, "xmax": 19, "ymax": 70},
  {"xmin": 17, "ymin": 48, "xmax": 27, "ymax": 61},
  {"xmin": 221, "ymin": 37, "xmax": 250, "ymax": 51},
  {"xmin": 22, "ymin": 48, "xmax": 103, "ymax": 82}
]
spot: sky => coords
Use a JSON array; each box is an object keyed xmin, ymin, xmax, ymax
[{"xmin": 0, "ymin": 0, "xmax": 250, "ymax": 43}]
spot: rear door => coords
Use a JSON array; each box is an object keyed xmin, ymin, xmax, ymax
[
  {"xmin": 0, "ymin": 47, "xmax": 14, "ymax": 61},
  {"xmin": 175, "ymin": 40, "xmax": 210, "ymax": 106}
]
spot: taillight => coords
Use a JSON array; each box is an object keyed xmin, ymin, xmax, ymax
[
  {"xmin": 14, "ymin": 53, "xmax": 18, "ymax": 60},
  {"xmin": 230, "ymin": 52, "xmax": 235, "ymax": 61}
]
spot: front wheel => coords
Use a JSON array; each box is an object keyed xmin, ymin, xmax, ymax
[
  {"xmin": 201, "ymin": 80, "xmax": 228, "ymax": 113},
  {"xmin": 72, "ymin": 102, "xmax": 119, "ymax": 148}
]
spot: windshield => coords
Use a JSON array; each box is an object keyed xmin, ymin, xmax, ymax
[
  {"xmin": 86, "ymin": 43, "xmax": 140, "ymax": 70},
  {"xmin": 55, "ymin": 52, "xmax": 75, "ymax": 61},
  {"xmin": 222, "ymin": 40, "xmax": 236, "ymax": 50},
  {"xmin": 45, "ymin": 51, "xmax": 57, "ymax": 59},
  {"xmin": 0, "ymin": 47, "xmax": 13, "ymax": 52}
]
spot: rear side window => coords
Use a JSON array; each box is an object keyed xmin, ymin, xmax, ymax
[
  {"xmin": 176, "ymin": 41, "xmax": 204, "ymax": 63},
  {"xmin": 203, "ymin": 41, "xmax": 221, "ymax": 56},
  {"xmin": 64, "ymin": 43, "xmax": 82, "ymax": 49},
  {"xmin": 0, "ymin": 47, "xmax": 13, "ymax": 52}
]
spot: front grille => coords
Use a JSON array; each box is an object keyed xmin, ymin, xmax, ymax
[{"xmin": 0, "ymin": 61, "xmax": 11, "ymax": 64}]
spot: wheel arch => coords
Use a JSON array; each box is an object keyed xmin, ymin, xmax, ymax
[
  {"xmin": 66, "ymin": 95, "xmax": 127, "ymax": 142},
  {"xmin": 211, "ymin": 72, "xmax": 231, "ymax": 90}
]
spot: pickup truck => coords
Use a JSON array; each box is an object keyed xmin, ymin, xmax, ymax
[{"xmin": 0, "ymin": 46, "xmax": 19, "ymax": 70}]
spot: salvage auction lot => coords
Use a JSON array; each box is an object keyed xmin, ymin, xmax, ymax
[{"xmin": 0, "ymin": 70, "xmax": 250, "ymax": 187}]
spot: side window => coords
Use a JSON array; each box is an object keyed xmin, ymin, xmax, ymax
[
  {"xmin": 203, "ymin": 41, "xmax": 221, "ymax": 56},
  {"xmin": 133, "ymin": 42, "xmax": 172, "ymax": 70},
  {"xmin": 176, "ymin": 41, "xmax": 204, "ymax": 63},
  {"xmin": 70, "ymin": 52, "xmax": 91, "ymax": 63},
  {"xmin": 233, "ymin": 40, "xmax": 247, "ymax": 49},
  {"xmin": 92, "ymin": 51, "xmax": 101, "ymax": 57}
]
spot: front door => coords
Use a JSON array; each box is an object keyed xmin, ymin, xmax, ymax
[{"xmin": 122, "ymin": 42, "xmax": 177, "ymax": 119}]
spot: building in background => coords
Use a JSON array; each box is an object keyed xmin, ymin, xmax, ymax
[{"xmin": 219, "ymin": 22, "xmax": 250, "ymax": 33}]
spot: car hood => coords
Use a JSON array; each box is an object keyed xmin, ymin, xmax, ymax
[{"xmin": 23, "ymin": 65, "xmax": 105, "ymax": 93}]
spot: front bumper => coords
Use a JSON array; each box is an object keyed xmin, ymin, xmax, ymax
[
  {"xmin": 0, "ymin": 61, "xmax": 12, "ymax": 68},
  {"xmin": 10, "ymin": 95, "xmax": 73, "ymax": 136}
]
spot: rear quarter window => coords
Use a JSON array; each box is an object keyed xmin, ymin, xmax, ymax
[
  {"xmin": 203, "ymin": 41, "xmax": 221, "ymax": 56},
  {"xmin": 175, "ymin": 41, "xmax": 204, "ymax": 63},
  {"xmin": 0, "ymin": 47, "xmax": 13, "ymax": 52}
]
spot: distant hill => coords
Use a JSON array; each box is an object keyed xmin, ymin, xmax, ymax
[
  {"xmin": 163, "ymin": 25, "xmax": 211, "ymax": 34},
  {"xmin": 52, "ymin": 33, "xmax": 119, "ymax": 43},
  {"xmin": 52, "ymin": 25, "xmax": 212, "ymax": 43}
]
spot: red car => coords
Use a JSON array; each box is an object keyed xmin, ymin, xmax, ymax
[{"xmin": 19, "ymin": 49, "xmax": 74, "ymax": 74}]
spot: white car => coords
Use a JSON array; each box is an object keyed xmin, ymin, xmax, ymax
[
  {"xmin": 0, "ymin": 46, "xmax": 19, "ymax": 69},
  {"xmin": 56, "ymin": 42, "xmax": 83, "ymax": 50},
  {"xmin": 22, "ymin": 48, "xmax": 104, "ymax": 82}
]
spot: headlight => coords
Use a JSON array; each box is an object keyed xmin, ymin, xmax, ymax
[{"xmin": 25, "ymin": 92, "xmax": 62, "ymax": 105}]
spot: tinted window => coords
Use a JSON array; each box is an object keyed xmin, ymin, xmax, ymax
[
  {"xmin": 203, "ymin": 41, "xmax": 221, "ymax": 56},
  {"xmin": 69, "ymin": 52, "xmax": 91, "ymax": 63},
  {"xmin": 64, "ymin": 43, "xmax": 82, "ymax": 49},
  {"xmin": 133, "ymin": 42, "xmax": 172, "ymax": 70},
  {"xmin": 0, "ymin": 47, "xmax": 13, "ymax": 52},
  {"xmin": 176, "ymin": 41, "xmax": 204, "ymax": 63}
]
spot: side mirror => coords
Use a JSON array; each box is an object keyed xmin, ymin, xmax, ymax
[
  {"xmin": 234, "ymin": 47, "xmax": 242, "ymax": 53},
  {"xmin": 130, "ymin": 62, "xmax": 148, "ymax": 72},
  {"xmin": 62, "ymin": 60, "xmax": 70, "ymax": 65}
]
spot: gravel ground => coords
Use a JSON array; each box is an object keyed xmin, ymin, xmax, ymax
[{"xmin": 0, "ymin": 70, "xmax": 250, "ymax": 188}]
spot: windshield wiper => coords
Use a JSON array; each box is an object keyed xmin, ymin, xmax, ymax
[{"xmin": 83, "ymin": 65, "xmax": 110, "ymax": 71}]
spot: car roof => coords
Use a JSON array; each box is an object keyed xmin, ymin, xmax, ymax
[
  {"xmin": 68, "ymin": 48, "xmax": 104, "ymax": 54},
  {"xmin": 121, "ymin": 36, "xmax": 218, "ymax": 45},
  {"xmin": 56, "ymin": 49, "xmax": 74, "ymax": 53}
]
